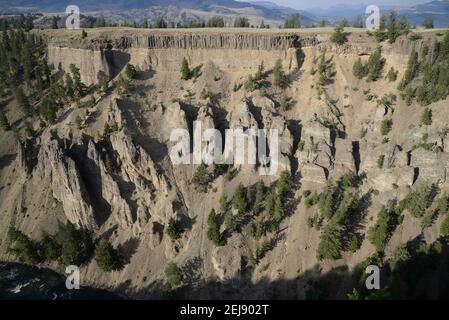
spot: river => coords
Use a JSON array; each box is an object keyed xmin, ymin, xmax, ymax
[{"xmin": 0, "ymin": 262, "xmax": 121, "ymax": 300}]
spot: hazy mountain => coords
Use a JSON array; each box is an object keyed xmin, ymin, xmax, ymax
[
  {"xmin": 307, "ymin": 1, "xmax": 449, "ymax": 27},
  {"xmin": 0, "ymin": 0, "xmax": 316, "ymax": 24}
]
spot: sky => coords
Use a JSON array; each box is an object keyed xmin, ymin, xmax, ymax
[{"xmin": 248, "ymin": 0, "xmax": 435, "ymax": 10}]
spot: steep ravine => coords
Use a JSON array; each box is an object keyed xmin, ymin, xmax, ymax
[{"xmin": 1, "ymin": 28, "xmax": 449, "ymax": 299}]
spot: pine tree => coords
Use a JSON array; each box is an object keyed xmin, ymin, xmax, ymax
[
  {"xmin": 284, "ymin": 15, "xmax": 301, "ymax": 29},
  {"xmin": 69, "ymin": 64, "xmax": 84, "ymax": 98},
  {"xmin": 387, "ymin": 11, "xmax": 399, "ymax": 44},
  {"xmin": 253, "ymin": 180, "xmax": 265, "ymax": 214},
  {"xmin": 94, "ymin": 240, "xmax": 121, "ymax": 272},
  {"xmin": 273, "ymin": 59, "xmax": 286, "ymax": 88},
  {"xmin": 39, "ymin": 97, "xmax": 57, "ymax": 124},
  {"xmin": 166, "ymin": 218, "xmax": 182, "ymax": 240},
  {"xmin": 224, "ymin": 211, "xmax": 236, "ymax": 233},
  {"xmin": 207, "ymin": 209, "xmax": 223, "ymax": 246},
  {"xmin": 353, "ymin": 58, "xmax": 366, "ymax": 79},
  {"xmin": 51, "ymin": 16, "xmax": 58, "ymax": 29},
  {"xmin": 65, "ymin": 73, "xmax": 74, "ymax": 100},
  {"xmin": 180, "ymin": 58, "xmax": 191, "ymax": 80},
  {"xmin": 423, "ymin": 18, "xmax": 434, "ymax": 29},
  {"xmin": 421, "ymin": 107, "xmax": 432, "ymax": 125},
  {"xmin": 234, "ymin": 17, "xmax": 250, "ymax": 28},
  {"xmin": 366, "ymin": 47, "xmax": 385, "ymax": 81},
  {"xmin": 386, "ymin": 67, "xmax": 398, "ymax": 82},
  {"xmin": 155, "ymin": 17, "xmax": 167, "ymax": 28},
  {"xmin": 317, "ymin": 223, "xmax": 341, "ymax": 260},
  {"xmin": 330, "ymin": 24, "xmax": 347, "ymax": 45},
  {"xmin": 233, "ymin": 184, "xmax": 247, "ymax": 214},
  {"xmin": 125, "ymin": 63, "xmax": 136, "ymax": 79},
  {"xmin": 398, "ymin": 50, "xmax": 419, "ymax": 90},
  {"xmin": 164, "ymin": 262, "xmax": 183, "ymax": 287},
  {"xmin": 16, "ymin": 88, "xmax": 32, "ymax": 117}
]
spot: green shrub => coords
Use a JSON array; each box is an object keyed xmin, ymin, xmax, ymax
[
  {"xmin": 317, "ymin": 223, "xmax": 342, "ymax": 260},
  {"xmin": 367, "ymin": 206, "xmax": 401, "ymax": 252},
  {"xmin": 284, "ymin": 15, "xmax": 301, "ymax": 28},
  {"xmin": 271, "ymin": 195, "xmax": 285, "ymax": 223},
  {"xmin": 94, "ymin": 240, "xmax": 122, "ymax": 272},
  {"xmin": 304, "ymin": 193, "xmax": 319, "ymax": 208},
  {"xmin": 348, "ymin": 234, "xmax": 360, "ymax": 253},
  {"xmin": 7, "ymin": 227, "xmax": 41, "ymax": 264},
  {"xmin": 116, "ymin": 75, "xmax": 129, "ymax": 94},
  {"xmin": 403, "ymin": 184, "xmax": 436, "ymax": 218},
  {"xmin": 207, "ymin": 209, "xmax": 223, "ymax": 246},
  {"xmin": 234, "ymin": 16, "xmax": 250, "ymax": 28},
  {"xmin": 166, "ymin": 218, "xmax": 182, "ymax": 240},
  {"xmin": 440, "ymin": 214, "xmax": 449, "ymax": 237},
  {"xmin": 180, "ymin": 57, "xmax": 191, "ymax": 80},
  {"xmin": 398, "ymin": 50, "xmax": 419, "ymax": 91},
  {"xmin": 380, "ymin": 119, "xmax": 392, "ymax": 136},
  {"xmin": 333, "ymin": 192, "xmax": 361, "ymax": 226},
  {"xmin": 245, "ymin": 217, "xmax": 264, "ymax": 240},
  {"xmin": 273, "ymin": 59, "xmax": 287, "ymax": 88},
  {"xmin": 366, "ymin": 47, "xmax": 385, "ymax": 81},
  {"xmin": 389, "ymin": 244, "xmax": 411, "ymax": 272},
  {"xmin": 164, "ymin": 262, "xmax": 183, "ymax": 287},
  {"xmin": 377, "ymin": 155, "xmax": 385, "ymax": 169},
  {"xmin": 339, "ymin": 172, "xmax": 357, "ymax": 189},
  {"xmin": 279, "ymin": 96, "xmax": 291, "ymax": 112},
  {"xmin": 57, "ymin": 222, "xmax": 94, "ymax": 266},
  {"xmin": 41, "ymin": 235, "xmax": 61, "ymax": 261},
  {"xmin": 318, "ymin": 180, "xmax": 342, "ymax": 220},
  {"xmin": 276, "ymin": 170, "xmax": 293, "ymax": 197},
  {"xmin": 224, "ymin": 211, "xmax": 236, "ymax": 233},
  {"xmin": 191, "ymin": 163, "xmax": 211, "ymax": 192},
  {"xmin": 233, "ymin": 184, "xmax": 247, "ymax": 214},
  {"xmin": 386, "ymin": 67, "xmax": 398, "ymax": 82},
  {"xmin": 253, "ymin": 180, "xmax": 266, "ymax": 214},
  {"xmin": 244, "ymin": 74, "xmax": 258, "ymax": 92},
  {"xmin": 219, "ymin": 193, "xmax": 227, "ymax": 212},
  {"xmin": 125, "ymin": 63, "xmax": 136, "ymax": 79},
  {"xmin": 421, "ymin": 107, "xmax": 432, "ymax": 126},
  {"xmin": 352, "ymin": 58, "xmax": 367, "ymax": 79},
  {"xmin": 330, "ymin": 25, "xmax": 347, "ymax": 45}
]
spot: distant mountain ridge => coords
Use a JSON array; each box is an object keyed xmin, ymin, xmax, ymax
[
  {"xmin": 1, "ymin": 0, "xmax": 448, "ymax": 28},
  {"xmin": 0, "ymin": 0, "xmax": 317, "ymax": 25}
]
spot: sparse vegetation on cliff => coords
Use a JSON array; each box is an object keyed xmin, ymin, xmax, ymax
[
  {"xmin": 330, "ymin": 23, "xmax": 348, "ymax": 45},
  {"xmin": 94, "ymin": 240, "xmax": 122, "ymax": 272}
]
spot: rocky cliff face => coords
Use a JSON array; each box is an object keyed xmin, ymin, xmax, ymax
[{"xmin": 2, "ymin": 28, "xmax": 449, "ymax": 299}]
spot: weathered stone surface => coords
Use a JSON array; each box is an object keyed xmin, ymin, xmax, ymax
[
  {"xmin": 261, "ymin": 108, "xmax": 293, "ymax": 174},
  {"xmin": 300, "ymin": 163, "xmax": 327, "ymax": 184},
  {"xmin": 334, "ymin": 138, "xmax": 355, "ymax": 171},
  {"xmin": 86, "ymin": 140, "xmax": 134, "ymax": 228},
  {"xmin": 410, "ymin": 149, "xmax": 448, "ymax": 184},
  {"xmin": 370, "ymin": 167, "xmax": 415, "ymax": 190},
  {"xmin": 35, "ymin": 137, "xmax": 96, "ymax": 229},
  {"xmin": 211, "ymin": 244, "xmax": 241, "ymax": 282},
  {"xmin": 302, "ymin": 122, "xmax": 331, "ymax": 146},
  {"xmin": 110, "ymin": 130, "xmax": 169, "ymax": 194}
]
